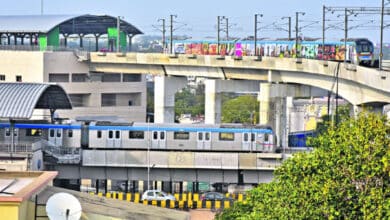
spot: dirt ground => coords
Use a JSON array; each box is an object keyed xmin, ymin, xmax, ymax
[{"xmin": 189, "ymin": 209, "xmax": 216, "ymax": 220}]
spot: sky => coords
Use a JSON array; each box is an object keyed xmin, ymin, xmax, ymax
[{"xmin": 0, "ymin": 0, "xmax": 389, "ymax": 43}]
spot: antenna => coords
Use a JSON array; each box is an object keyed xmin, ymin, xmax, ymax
[{"xmin": 46, "ymin": 192, "xmax": 82, "ymax": 220}]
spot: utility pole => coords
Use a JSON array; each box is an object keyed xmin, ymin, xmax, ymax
[
  {"xmin": 225, "ymin": 17, "xmax": 229, "ymax": 40},
  {"xmin": 170, "ymin": 14, "xmax": 177, "ymax": 54},
  {"xmin": 380, "ymin": 0, "xmax": 385, "ymax": 70},
  {"xmin": 217, "ymin": 16, "xmax": 221, "ymax": 55},
  {"xmin": 158, "ymin": 18, "xmax": 166, "ymax": 53},
  {"xmin": 344, "ymin": 8, "xmax": 348, "ymax": 64},
  {"xmin": 116, "ymin": 16, "xmax": 121, "ymax": 53},
  {"xmin": 41, "ymin": 0, "xmax": 43, "ymax": 15},
  {"xmin": 295, "ymin": 12, "xmax": 305, "ymax": 59},
  {"xmin": 322, "ymin": 5, "xmax": 326, "ymax": 62},
  {"xmin": 254, "ymin": 14, "xmax": 263, "ymax": 56},
  {"xmin": 281, "ymin": 16, "xmax": 291, "ymax": 40}
]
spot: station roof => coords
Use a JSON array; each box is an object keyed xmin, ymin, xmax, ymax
[
  {"xmin": 0, "ymin": 14, "xmax": 142, "ymax": 36},
  {"xmin": 0, "ymin": 83, "xmax": 72, "ymax": 119}
]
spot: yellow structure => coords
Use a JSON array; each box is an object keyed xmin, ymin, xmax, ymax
[{"xmin": 0, "ymin": 171, "xmax": 57, "ymax": 220}]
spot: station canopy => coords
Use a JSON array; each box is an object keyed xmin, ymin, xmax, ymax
[
  {"xmin": 0, "ymin": 14, "xmax": 143, "ymax": 36},
  {"xmin": 0, "ymin": 83, "xmax": 72, "ymax": 119}
]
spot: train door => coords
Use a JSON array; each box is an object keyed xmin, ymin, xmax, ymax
[
  {"xmin": 242, "ymin": 132, "xmax": 256, "ymax": 151},
  {"xmin": 48, "ymin": 128, "xmax": 62, "ymax": 147},
  {"xmin": 4, "ymin": 128, "xmax": 19, "ymax": 146},
  {"xmin": 107, "ymin": 130, "xmax": 121, "ymax": 148},
  {"xmin": 151, "ymin": 131, "xmax": 166, "ymax": 149},
  {"xmin": 197, "ymin": 132, "xmax": 211, "ymax": 150}
]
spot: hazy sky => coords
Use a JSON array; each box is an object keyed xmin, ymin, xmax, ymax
[{"xmin": 0, "ymin": 0, "xmax": 388, "ymax": 43}]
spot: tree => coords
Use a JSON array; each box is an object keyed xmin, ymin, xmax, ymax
[
  {"xmin": 175, "ymin": 85, "xmax": 204, "ymax": 118},
  {"xmin": 217, "ymin": 112, "xmax": 390, "ymax": 219},
  {"xmin": 221, "ymin": 95, "xmax": 259, "ymax": 123}
]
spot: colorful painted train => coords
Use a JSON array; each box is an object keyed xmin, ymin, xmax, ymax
[{"xmin": 173, "ymin": 38, "xmax": 374, "ymax": 66}]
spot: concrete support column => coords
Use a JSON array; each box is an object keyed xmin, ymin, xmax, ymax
[
  {"xmin": 259, "ymin": 83, "xmax": 272, "ymax": 126},
  {"xmin": 274, "ymin": 97, "xmax": 288, "ymax": 149},
  {"xmin": 350, "ymin": 105, "xmax": 361, "ymax": 118},
  {"xmin": 205, "ymin": 79, "xmax": 222, "ymax": 124},
  {"xmin": 154, "ymin": 76, "xmax": 187, "ymax": 123},
  {"xmin": 284, "ymin": 97, "xmax": 294, "ymax": 148}
]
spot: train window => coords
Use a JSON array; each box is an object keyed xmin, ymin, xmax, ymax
[
  {"xmin": 115, "ymin": 131, "xmax": 120, "ymax": 139},
  {"xmin": 49, "ymin": 129, "xmax": 55, "ymax": 138},
  {"xmin": 251, "ymin": 133, "xmax": 255, "ymax": 142},
  {"xmin": 198, "ymin": 132, "xmax": 203, "ymax": 140},
  {"xmin": 153, "ymin": 131, "xmax": 158, "ymax": 140},
  {"xmin": 97, "ymin": 130, "xmax": 102, "ymax": 139},
  {"xmin": 174, "ymin": 131, "xmax": 189, "ymax": 140},
  {"xmin": 56, "ymin": 130, "xmax": 61, "ymax": 138},
  {"xmin": 26, "ymin": 129, "xmax": 42, "ymax": 137},
  {"xmin": 5, "ymin": 129, "xmax": 10, "ymax": 136},
  {"xmin": 243, "ymin": 133, "xmax": 249, "ymax": 142},
  {"xmin": 108, "ymin": 131, "xmax": 113, "ymax": 139},
  {"xmin": 129, "ymin": 131, "xmax": 144, "ymax": 139},
  {"xmin": 264, "ymin": 134, "xmax": 269, "ymax": 142},
  {"xmin": 205, "ymin": 132, "xmax": 210, "ymax": 141},
  {"xmin": 160, "ymin": 132, "xmax": 165, "ymax": 140},
  {"xmin": 68, "ymin": 130, "xmax": 73, "ymax": 138},
  {"xmin": 219, "ymin": 132, "xmax": 234, "ymax": 141}
]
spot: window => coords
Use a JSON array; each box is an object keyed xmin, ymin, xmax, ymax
[
  {"xmin": 72, "ymin": 73, "xmax": 88, "ymax": 82},
  {"xmin": 160, "ymin": 132, "xmax": 165, "ymax": 140},
  {"xmin": 16, "ymin": 75, "xmax": 22, "ymax": 82},
  {"xmin": 68, "ymin": 130, "xmax": 73, "ymax": 138},
  {"xmin": 102, "ymin": 73, "xmax": 120, "ymax": 82},
  {"xmin": 153, "ymin": 131, "xmax": 158, "ymax": 140},
  {"xmin": 264, "ymin": 134, "xmax": 269, "ymax": 142},
  {"xmin": 101, "ymin": 94, "xmax": 116, "ymax": 106},
  {"xmin": 115, "ymin": 131, "xmax": 120, "ymax": 139},
  {"xmin": 205, "ymin": 132, "xmax": 210, "ymax": 141},
  {"xmin": 109, "ymin": 131, "xmax": 113, "ymax": 139},
  {"xmin": 123, "ymin": 74, "xmax": 141, "ymax": 82},
  {"xmin": 219, "ymin": 132, "xmax": 234, "ymax": 141},
  {"xmin": 49, "ymin": 74, "xmax": 69, "ymax": 82},
  {"xmin": 49, "ymin": 129, "xmax": 55, "ymax": 138},
  {"xmin": 198, "ymin": 132, "xmax": 203, "ymax": 140},
  {"xmin": 5, "ymin": 129, "xmax": 10, "ymax": 137},
  {"xmin": 0, "ymin": 75, "xmax": 5, "ymax": 81},
  {"xmin": 129, "ymin": 131, "xmax": 144, "ymax": 139},
  {"xmin": 97, "ymin": 130, "xmax": 102, "ymax": 138},
  {"xmin": 174, "ymin": 131, "xmax": 189, "ymax": 140},
  {"xmin": 251, "ymin": 133, "xmax": 255, "ymax": 142},
  {"xmin": 243, "ymin": 133, "xmax": 249, "ymax": 142},
  {"xmin": 26, "ymin": 129, "xmax": 42, "ymax": 137}
]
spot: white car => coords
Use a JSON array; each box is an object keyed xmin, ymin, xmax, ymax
[{"xmin": 141, "ymin": 190, "xmax": 176, "ymax": 201}]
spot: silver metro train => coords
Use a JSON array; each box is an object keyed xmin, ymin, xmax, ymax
[{"xmin": 0, "ymin": 121, "xmax": 277, "ymax": 153}]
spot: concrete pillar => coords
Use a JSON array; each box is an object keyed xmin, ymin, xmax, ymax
[
  {"xmin": 259, "ymin": 83, "xmax": 272, "ymax": 126},
  {"xmin": 205, "ymin": 79, "xmax": 222, "ymax": 124},
  {"xmin": 284, "ymin": 97, "xmax": 294, "ymax": 148},
  {"xmin": 154, "ymin": 76, "xmax": 187, "ymax": 123},
  {"xmin": 350, "ymin": 105, "xmax": 361, "ymax": 118}
]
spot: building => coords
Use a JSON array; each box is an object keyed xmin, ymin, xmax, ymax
[{"xmin": 0, "ymin": 15, "xmax": 146, "ymax": 122}]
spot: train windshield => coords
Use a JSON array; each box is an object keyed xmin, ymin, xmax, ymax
[{"xmin": 355, "ymin": 41, "xmax": 373, "ymax": 53}]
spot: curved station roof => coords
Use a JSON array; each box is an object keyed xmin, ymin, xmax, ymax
[
  {"xmin": 0, "ymin": 83, "xmax": 72, "ymax": 119},
  {"xmin": 0, "ymin": 14, "xmax": 143, "ymax": 36}
]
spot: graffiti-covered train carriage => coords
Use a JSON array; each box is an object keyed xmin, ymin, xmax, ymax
[
  {"xmin": 173, "ymin": 38, "xmax": 374, "ymax": 66},
  {"xmin": 0, "ymin": 121, "xmax": 277, "ymax": 153}
]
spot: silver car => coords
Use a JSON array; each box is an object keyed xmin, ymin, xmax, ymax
[{"xmin": 141, "ymin": 190, "xmax": 176, "ymax": 201}]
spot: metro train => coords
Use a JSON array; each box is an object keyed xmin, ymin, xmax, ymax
[
  {"xmin": 0, "ymin": 121, "xmax": 277, "ymax": 153},
  {"xmin": 173, "ymin": 38, "xmax": 375, "ymax": 66}
]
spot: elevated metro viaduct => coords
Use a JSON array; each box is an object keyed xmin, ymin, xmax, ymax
[{"xmin": 88, "ymin": 53, "xmax": 390, "ymax": 148}]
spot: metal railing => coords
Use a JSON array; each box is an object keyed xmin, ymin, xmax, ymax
[
  {"xmin": 0, "ymin": 144, "xmax": 32, "ymax": 153},
  {"xmin": 42, "ymin": 145, "xmax": 81, "ymax": 164}
]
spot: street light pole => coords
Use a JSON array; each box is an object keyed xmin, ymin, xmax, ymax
[
  {"xmin": 158, "ymin": 18, "xmax": 166, "ymax": 53},
  {"xmin": 170, "ymin": 14, "xmax": 177, "ymax": 54},
  {"xmin": 147, "ymin": 118, "xmax": 150, "ymax": 190},
  {"xmin": 295, "ymin": 12, "xmax": 305, "ymax": 59},
  {"xmin": 344, "ymin": 8, "xmax": 348, "ymax": 64},
  {"xmin": 225, "ymin": 17, "xmax": 229, "ymax": 40},
  {"xmin": 380, "ymin": 0, "xmax": 385, "ymax": 70},
  {"xmin": 281, "ymin": 16, "xmax": 291, "ymax": 40},
  {"xmin": 322, "ymin": 5, "xmax": 326, "ymax": 63},
  {"xmin": 254, "ymin": 14, "xmax": 263, "ymax": 56}
]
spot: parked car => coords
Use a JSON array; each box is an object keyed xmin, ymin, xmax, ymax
[
  {"xmin": 200, "ymin": 192, "xmax": 234, "ymax": 201},
  {"xmin": 142, "ymin": 190, "xmax": 176, "ymax": 201}
]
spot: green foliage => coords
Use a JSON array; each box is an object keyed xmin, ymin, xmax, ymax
[
  {"xmin": 221, "ymin": 95, "xmax": 259, "ymax": 123},
  {"xmin": 218, "ymin": 112, "xmax": 390, "ymax": 219},
  {"xmin": 174, "ymin": 85, "xmax": 205, "ymax": 118}
]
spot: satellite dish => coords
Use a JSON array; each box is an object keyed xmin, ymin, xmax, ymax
[{"xmin": 46, "ymin": 192, "xmax": 82, "ymax": 220}]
